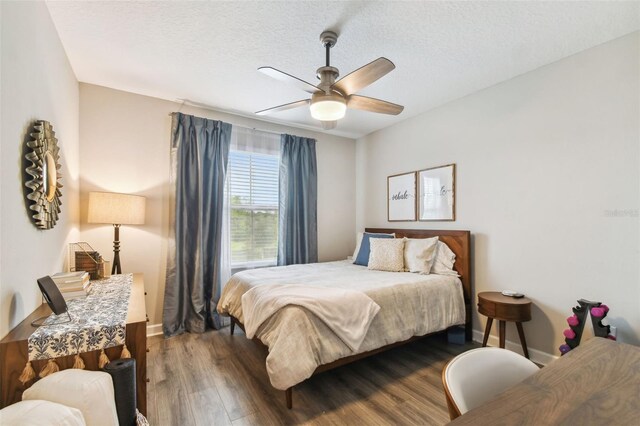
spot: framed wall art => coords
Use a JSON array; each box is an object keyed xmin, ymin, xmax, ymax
[
  {"xmin": 387, "ymin": 172, "xmax": 416, "ymax": 222},
  {"xmin": 418, "ymin": 164, "xmax": 455, "ymax": 221}
]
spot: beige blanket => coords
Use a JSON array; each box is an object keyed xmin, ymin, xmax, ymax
[
  {"xmin": 242, "ymin": 284, "xmax": 380, "ymax": 351},
  {"xmin": 217, "ymin": 260, "xmax": 465, "ymax": 390}
]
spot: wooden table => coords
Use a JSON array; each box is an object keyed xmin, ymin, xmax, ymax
[
  {"xmin": 478, "ymin": 291, "xmax": 531, "ymax": 358},
  {"xmin": 0, "ymin": 273, "xmax": 148, "ymax": 415},
  {"xmin": 449, "ymin": 338, "xmax": 640, "ymax": 425}
]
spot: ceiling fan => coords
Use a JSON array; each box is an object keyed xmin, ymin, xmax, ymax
[{"xmin": 256, "ymin": 31, "xmax": 404, "ymax": 130}]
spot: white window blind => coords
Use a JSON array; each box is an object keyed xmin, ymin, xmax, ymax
[{"xmin": 227, "ymin": 149, "xmax": 279, "ymax": 267}]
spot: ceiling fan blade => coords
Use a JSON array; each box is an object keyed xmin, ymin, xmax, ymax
[
  {"xmin": 258, "ymin": 67, "xmax": 319, "ymax": 94},
  {"xmin": 332, "ymin": 57, "xmax": 395, "ymax": 96},
  {"xmin": 255, "ymin": 99, "xmax": 310, "ymax": 115},
  {"xmin": 347, "ymin": 95, "xmax": 404, "ymax": 115}
]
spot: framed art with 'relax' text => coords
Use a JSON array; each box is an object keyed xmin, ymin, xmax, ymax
[
  {"xmin": 418, "ymin": 164, "xmax": 455, "ymax": 221},
  {"xmin": 387, "ymin": 172, "xmax": 417, "ymax": 222}
]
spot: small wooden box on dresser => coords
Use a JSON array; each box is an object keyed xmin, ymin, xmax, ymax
[{"xmin": 0, "ymin": 273, "xmax": 148, "ymax": 415}]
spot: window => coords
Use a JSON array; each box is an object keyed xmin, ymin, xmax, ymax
[{"xmin": 227, "ymin": 149, "xmax": 279, "ymax": 268}]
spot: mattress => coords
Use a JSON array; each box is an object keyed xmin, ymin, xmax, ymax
[{"xmin": 217, "ymin": 260, "xmax": 466, "ymax": 390}]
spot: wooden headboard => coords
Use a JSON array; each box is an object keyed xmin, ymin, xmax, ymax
[{"xmin": 365, "ymin": 228, "xmax": 472, "ymax": 340}]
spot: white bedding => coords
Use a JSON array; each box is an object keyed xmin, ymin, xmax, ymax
[{"xmin": 217, "ymin": 260, "xmax": 466, "ymax": 390}]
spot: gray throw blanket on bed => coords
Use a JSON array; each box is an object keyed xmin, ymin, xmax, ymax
[{"xmin": 241, "ymin": 284, "xmax": 380, "ymax": 351}]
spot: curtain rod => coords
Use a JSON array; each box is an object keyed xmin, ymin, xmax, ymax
[
  {"xmin": 166, "ymin": 98, "xmax": 331, "ymax": 137},
  {"xmin": 168, "ymin": 111, "xmax": 285, "ymax": 137}
]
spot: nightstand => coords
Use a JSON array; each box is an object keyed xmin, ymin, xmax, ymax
[{"xmin": 477, "ymin": 291, "xmax": 532, "ymax": 358}]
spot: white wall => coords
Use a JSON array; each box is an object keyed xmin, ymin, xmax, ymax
[
  {"xmin": 78, "ymin": 84, "xmax": 356, "ymax": 328},
  {"xmin": 356, "ymin": 32, "xmax": 640, "ymax": 358},
  {"xmin": 0, "ymin": 2, "xmax": 80, "ymax": 338}
]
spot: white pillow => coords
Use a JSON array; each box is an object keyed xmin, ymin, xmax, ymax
[
  {"xmin": 368, "ymin": 238, "xmax": 405, "ymax": 272},
  {"xmin": 352, "ymin": 231, "xmax": 395, "ymax": 261},
  {"xmin": 22, "ymin": 369, "xmax": 118, "ymax": 426},
  {"xmin": 431, "ymin": 241, "xmax": 459, "ymax": 276},
  {"xmin": 0, "ymin": 400, "xmax": 86, "ymax": 426},
  {"xmin": 403, "ymin": 237, "xmax": 439, "ymax": 274}
]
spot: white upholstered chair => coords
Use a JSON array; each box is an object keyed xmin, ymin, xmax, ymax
[
  {"xmin": 0, "ymin": 400, "xmax": 86, "ymax": 426},
  {"xmin": 442, "ymin": 347, "xmax": 539, "ymax": 420},
  {"xmin": 0, "ymin": 369, "xmax": 119, "ymax": 426}
]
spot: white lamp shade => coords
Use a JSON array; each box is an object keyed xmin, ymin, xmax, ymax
[
  {"xmin": 310, "ymin": 92, "xmax": 347, "ymax": 121},
  {"xmin": 87, "ymin": 192, "xmax": 146, "ymax": 225}
]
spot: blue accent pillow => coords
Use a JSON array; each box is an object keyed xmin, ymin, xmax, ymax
[{"xmin": 354, "ymin": 232, "xmax": 394, "ymax": 266}]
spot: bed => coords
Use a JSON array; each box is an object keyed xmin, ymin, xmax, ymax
[{"xmin": 217, "ymin": 228, "xmax": 472, "ymax": 408}]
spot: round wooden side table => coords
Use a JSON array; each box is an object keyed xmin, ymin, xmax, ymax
[{"xmin": 477, "ymin": 291, "xmax": 532, "ymax": 358}]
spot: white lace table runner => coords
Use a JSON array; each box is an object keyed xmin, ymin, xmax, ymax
[{"xmin": 28, "ymin": 273, "xmax": 133, "ymax": 361}]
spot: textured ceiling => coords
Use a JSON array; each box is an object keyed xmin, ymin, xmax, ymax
[{"xmin": 46, "ymin": 1, "xmax": 639, "ymax": 139}]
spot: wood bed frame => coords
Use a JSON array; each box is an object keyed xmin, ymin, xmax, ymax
[{"xmin": 229, "ymin": 228, "xmax": 472, "ymax": 409}]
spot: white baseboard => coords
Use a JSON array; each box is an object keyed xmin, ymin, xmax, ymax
[
  {"xmin": 472, "ymin": 330, "xmax": 558, "ymax": 366},
  {"xmin": 146, "ymin": 323, "xmax": 557, "ymax": 364},
  {"xmin": 147, "ymin": 323, "xmax": 163, "ymax": 337}
]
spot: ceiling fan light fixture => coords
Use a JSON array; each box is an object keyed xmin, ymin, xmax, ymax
[
  {"xmin": 256, "ymin": 30, "xmax": 403, "ymax": 128},
  {"xmin": 310, "ymin": 92, "xmax": 346, "ymax": 121}
]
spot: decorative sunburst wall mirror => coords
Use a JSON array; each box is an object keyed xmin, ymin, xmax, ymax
[{"xmin": 24, "ymin": 120, "xmax": 63, "ymax": 229}]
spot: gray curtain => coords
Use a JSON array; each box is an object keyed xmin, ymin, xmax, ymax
[
  {"xmin": 163, "ymin": 112, "xmax": 232, "ymax": 337},
  {"xmin": 277, "ymin": 134, "xmax": 318, "ymax": 265}
]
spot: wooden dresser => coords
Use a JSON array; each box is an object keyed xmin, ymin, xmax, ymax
[{"xmin": 0, "ymin": 273, "xmax": 148, "ymax": 415}]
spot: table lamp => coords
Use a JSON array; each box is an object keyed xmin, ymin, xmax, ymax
[{"xmin": 87, "ymin": 191, "xmax": 146, "ymax": 274}]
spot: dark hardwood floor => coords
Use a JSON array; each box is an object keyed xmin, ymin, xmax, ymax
[{"xmin": 147, "ymin": 328, "xmax": 479, "ymax": 425}]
